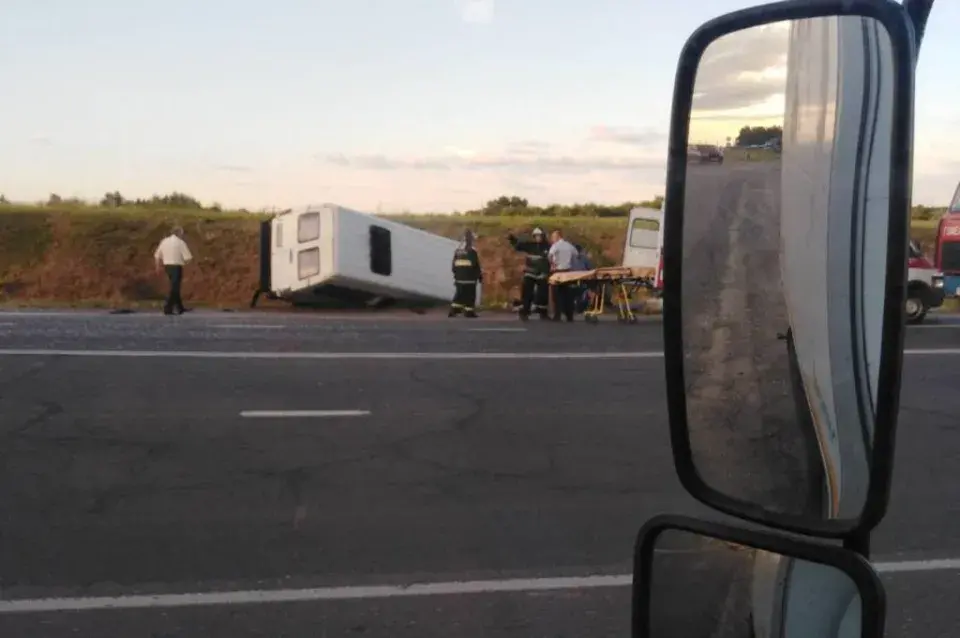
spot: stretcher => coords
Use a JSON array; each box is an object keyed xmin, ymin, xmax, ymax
[{"xmin": 549, "ymin": 266, "xmax": 657, "ymax": 324}]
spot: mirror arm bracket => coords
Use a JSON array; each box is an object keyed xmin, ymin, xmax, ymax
[
  {"xmin": 902, "ymin": 0, "xmax": 935, "ymax": 53},
  {"xmin": 842, "ymin": 530, "xmax": 871, "ymax": 558}
]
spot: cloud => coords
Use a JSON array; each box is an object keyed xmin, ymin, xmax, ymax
[
  {"xmin": 214, "ymin": 164, "xmax": 253, "ymax": 173},
  {"xmin": 691, "ymin": 112, "xmax": 784, "ymax": 122},
  {"xmin": 319, "ymin": 127, "xmax": 668, "ymax": 177},
  {"xmin": 460, "ymin": 0, "xmax": 494, "ymax": 24},
  {"xmin": 319, "ymin": 151, "xmax": 662, "ymax": 174},
  {"xmin": 693, "ymin": 23, "xmax": 788, "ymax": 112},
  {"xmin": 589, "ymin": 126, "xmax": 667, "ymax": 146},
  {"xmin": 503, "ymin": 140, "xmax": 553, "ymax": 155}
]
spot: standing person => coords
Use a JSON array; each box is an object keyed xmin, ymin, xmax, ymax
[
  {"xmin": 154, "ymin": 226, "xmax": 193, "ymax": 315},
  {"xmin": 548, "ymin": 229, "xmax": 578, "ymax": 322},
  {"xmin": 449, "ymin": 230, "xmax": 482, "ymax": 318},
  {"xmin": 573, "ymin": 244, "xmax": 595, "ymax": 313},
  {"xmin": 507, "ymin": 227, "xmax": 551, "ymax": 320}
]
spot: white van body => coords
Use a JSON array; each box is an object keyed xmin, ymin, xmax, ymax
[
  {"xmin": 263, "ymin": 204, "xmax": 479, "ymax": 306},
  {"xmin": 621, "ymin": 204, "xmax": 665, "ymax": 289}
]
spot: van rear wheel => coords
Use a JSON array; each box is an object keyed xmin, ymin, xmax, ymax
[{"xmin": 905, "ymin": 295, "xmax": 928, "ymax": 325}]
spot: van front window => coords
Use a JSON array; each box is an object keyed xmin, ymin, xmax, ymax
[{"xmin": 630, "ymin": 218, "xmax": 660, "ymax": 249}]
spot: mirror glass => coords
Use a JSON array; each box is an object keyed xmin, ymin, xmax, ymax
[
  {"xmin": 679, "ymin": 16, "xmax": 895, "ymax": 524},
  {"xmin": 644, "ymin": 529, "xmax": 869, "ymax": 638}
]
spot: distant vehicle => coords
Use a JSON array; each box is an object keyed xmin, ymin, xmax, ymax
[
  {"xmin": 907, "ymin": 239, "xmax": 945, "ymax": 324},
  {"xmin": 622, "ymin": 204, "xmax": 665, "ymax": 312},
  {"xmin": 696, "ymin": 144, "xmax": 724, "ymax": 163},
  {"xmin": 935, "ymin": 182, "xmax": 960, "ymax": 296},
  {"xmin": 622, "ymin": 204, "xmax": 664, "ymax": 290},
  {"xmin": 251, "ymin": 203, "xmax": 477, "ymax": 309}
]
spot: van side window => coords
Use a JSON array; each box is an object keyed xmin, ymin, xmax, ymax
[
  {"xmin": 275, "ymin": 222, "xmax": 283, "ymax": 247},
  {"xmin": 298, "ymin": 212, "xmax": 320, "ymax": 243},
  {"xmin": 297, "ymin": 247, "xmax": 320, "ymax": 279},
  {"xmin": 629, "ymin": 218, "xmax": 660, "ymax": 249},
  {"xmin": 369, "ymin": 225, "xmax": 392, "ymax": 276}
]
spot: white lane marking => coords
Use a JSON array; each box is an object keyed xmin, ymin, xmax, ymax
[
  {"xmin": 466, "ymin": 328, "xmax": 527, "ymax": 333},
  {"xmin": 904, "ymin": 349, "xmax": 960, "ymax": 355},
  {"xmin": 873, "ymin": 557, "xmax": 960, "ymax": 573},
  {"xmin": 0, "ymin": 350, "xmax": 660, "ymax": 360},
  {"xmin": 0, "ymin": 558, "xmax": 956, "ymax": 614},
  {"xmin": 0, "ymin": 576, "xmax": 631, "ymax": 613},
  {"xmin": 0, "ymin": 348, "xmax": 957, "ymax": 359},
  {"xmin": 211, "ymin": 325, "xmax": 284, "ymax": 330},
  {"xmin": 240, "ymin": 410, "xmax": 370, "ymax": 418}
]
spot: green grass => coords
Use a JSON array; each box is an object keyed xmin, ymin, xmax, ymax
[
  {"xmin": 0, "ymin": 202, "xmax": 269, "ymax": 222},
  {"xmin": 0, "ymin": 212, "xmax": 54, "ymax": 281}
]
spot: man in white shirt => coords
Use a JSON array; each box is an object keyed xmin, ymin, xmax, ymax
[
  {"xmin": 154, "ymin": 226, "xmax": 193, "ymax": 315},
  {"xmin": 548, "ymin": 229, "xmax": 578, "ymax": 322}
]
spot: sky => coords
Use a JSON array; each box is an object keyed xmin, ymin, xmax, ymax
[{"xmin": 1, "ymin": 0, "xmax": 958, "ymax": 213}]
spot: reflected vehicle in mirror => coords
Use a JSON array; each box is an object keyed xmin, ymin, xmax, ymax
[
  {"xmin": 660, "ymin": 3, "xmax": 914, "ymax": 538},
  {"xmin": 632, "ymin": 515, "xmax": 886, "ymax": 638}
]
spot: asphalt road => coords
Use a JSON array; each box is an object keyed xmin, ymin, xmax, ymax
[{"xmin": 0, "ymin": 309, "xmax": 958, "ymax": 637}]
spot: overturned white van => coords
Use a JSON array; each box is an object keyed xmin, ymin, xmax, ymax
[{"xmin": 251, "ymin": 204, "xmax": 479, "ymax": 309}]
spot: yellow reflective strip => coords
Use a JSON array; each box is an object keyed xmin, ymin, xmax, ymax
[{"xmin": 454, "ymin": 259, "xmax": 473, "ymax": 267}]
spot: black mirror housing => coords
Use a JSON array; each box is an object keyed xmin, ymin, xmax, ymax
[
  {"xmin": 661, "ymin": 0, "xmax": 915, "ymax": 538},
  {"xmin": 631, "ymin": 514, "xmax": 886, "ymax": 638}
]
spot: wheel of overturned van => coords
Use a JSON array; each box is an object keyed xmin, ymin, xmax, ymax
[{"xmin": 905, "ymin": 295, "xmax": 927, "ymax": 325}]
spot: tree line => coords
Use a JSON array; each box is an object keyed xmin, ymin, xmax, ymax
[
  {"xmin": 0, "ymin": 190, "xmax": 948, "ymax": 220},
  {"xmin": 457, "ymin": 195, "xmax": 665, "ymax": 217},
  {"xmin": 734, "ymin": 125, "xmax": 783, "ymax": 147}
]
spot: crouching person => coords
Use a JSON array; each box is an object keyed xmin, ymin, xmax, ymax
[{"xmin": 449, "ymin": 230, "xmax": 482, "ymax": 318}]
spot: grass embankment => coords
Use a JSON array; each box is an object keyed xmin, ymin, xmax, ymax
[{"xmin": 0, "ymin": 204, "xmax": 943, "ymax": 310}]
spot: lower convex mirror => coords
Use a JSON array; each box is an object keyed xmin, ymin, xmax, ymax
[{"xmin": 632, "ymin": 516, "xmax": 885, "ymax": 638}]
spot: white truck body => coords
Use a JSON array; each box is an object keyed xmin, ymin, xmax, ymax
[
  {"xmin": 262, "ymin": 204, "xmax": 478, "ymax": 307},
  {"xmin": 753, "ymin": 13, "xmax": 900, "ymax": 638}
]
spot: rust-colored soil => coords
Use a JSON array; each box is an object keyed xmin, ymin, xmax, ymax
[{"xmin": 0, "ymin": 207, "xmax": 941, "ymax": 309}]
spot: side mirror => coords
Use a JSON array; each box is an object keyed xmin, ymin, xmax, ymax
[
  {"xmin": 631, "ymin": 515, "xmax": 886, "ymax": 638},
  {"xmin": 661, "ymin": 0, "xmax": 915, "ymax": 536}
]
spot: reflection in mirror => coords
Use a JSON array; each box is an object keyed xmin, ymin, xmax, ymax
[
  {"xmin": 680, "ymin": 16, "xmax": 895, "ymax": 524},
  {"xmin": 646, "ymin": 529, "xmax": 866, "ymax": 638}
]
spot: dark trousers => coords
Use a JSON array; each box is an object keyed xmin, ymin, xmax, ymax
[
  {"xmin": 450, "ymin": 282, "xmax": 478, "ymax": 314},
  {"xmin": 520, "ymin": 275, "xmax": 549, "ymax": 317},
  {"xmin": 164, "ymin": 265, "xmax": 185, "ymax": 314},
  {"xmin": 551, "ymin": 272, "xmax": 575, "ymax": 321}
]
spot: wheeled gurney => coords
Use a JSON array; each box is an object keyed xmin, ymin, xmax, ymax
[{"xmin": 548, "ymin": 266, "xmax": 657, "ymax": 324}]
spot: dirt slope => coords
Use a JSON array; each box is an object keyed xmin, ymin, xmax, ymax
[
  {"xmin": 0, "ymin": 209, "xmax": 634, "ymax": 308},
  {"xmin": 0, "ymin": 207, "xmax": 942, "ymax": 309}
]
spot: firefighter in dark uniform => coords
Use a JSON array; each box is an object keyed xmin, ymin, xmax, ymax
[
  {"xmin": 449, "ymin": 230, "xmax": 482, "ymax": 318},
  {"xmin": 507, "ymin": 227, "xmax": 551, "ymax": 320}
]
